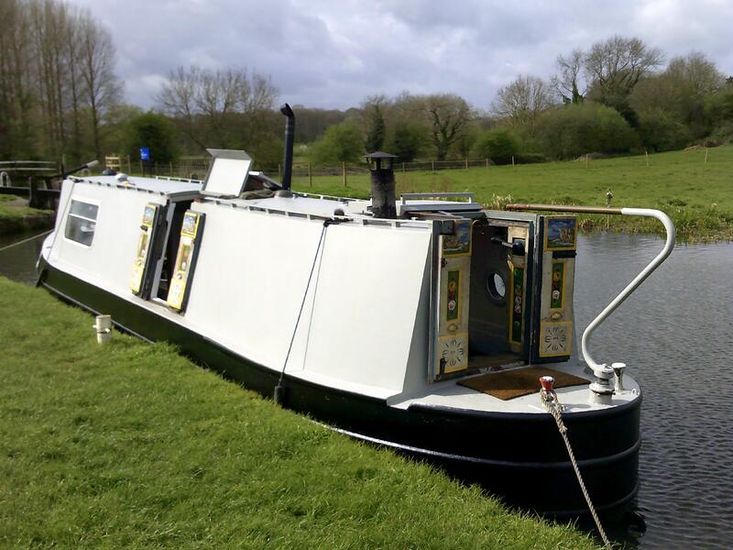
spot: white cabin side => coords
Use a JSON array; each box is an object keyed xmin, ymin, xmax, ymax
[
  {"xmin": 48, "ymin": 177, "xmax": 437, "ymax": 401},
  {"xmin": 173, "ymin": 200, "xmax": 434, "ymax": 398},
  {"xmin": 49, "ymin": 181, "xmax": 170, "ymax": 290}
]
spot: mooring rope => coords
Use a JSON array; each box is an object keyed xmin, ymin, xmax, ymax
[
  {"xmin": 540, "ymin": 385, "xmax": 612, "ymax": 549},
  {"xmin": 274, "ymin": 218, "xmax": 337, "ymax": 404},
  {"xmin": 0, "ymin": 229, "xmax": 53, "ymax": 253}
]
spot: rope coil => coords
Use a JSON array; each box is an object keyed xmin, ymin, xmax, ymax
[{"xmin": 540, "ymin": 381, "xmax": 612, "ymax": 549}]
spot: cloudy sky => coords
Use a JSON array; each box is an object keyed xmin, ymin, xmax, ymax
[{"xmin": 67, "ymin": 0, "xmax": 732, "ymax": 111}]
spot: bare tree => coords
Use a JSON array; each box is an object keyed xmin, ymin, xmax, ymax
[
  {"xmin": 665, "ymin": 52, "xmax": 725, "ymax": 96},
  {"xmin": 493, "ymin": 75, "xmax": 556, "ymax": 135},
  {"xmin": 552, "ymin": 49, "xmax": 585, "ymax": 104},
  {"xmin": 157, "ymin": 65, "xmax": 277, "ymax": 149},
  {"xmin": 423, "ymin": 94, "xmax": 471, "ymax": 161},
  {"xmin": 78, "ymin": 13, "xmax": 121, "ymax": 159},
  {"xmin": 30, "ymin": 0, "xmax": 77, "ymax": 158},
  {"xmin": 0, "ymin": 0, "xmax": 121, "ymax": 162},
  {"xmin": 584, "ymin": 36, "xmax": 663, "ymax": 102},
  {"xmin": 0, "ymin": 0, "xmax": 36, "ymax": 158}
]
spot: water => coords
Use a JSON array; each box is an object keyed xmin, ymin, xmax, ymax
[
  {"xmin": 1, "ymin": 230, "xmax": 732, "ymax": 548},
  {"xmin": 0, "ymin": 229, "xmax": 47, "ymax": 284},
  {"xmin": 574, "ymin": 234, "xmax": 733, "ymax": 549}
]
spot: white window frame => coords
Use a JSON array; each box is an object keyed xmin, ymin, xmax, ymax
[{"xmin": 64, "ymin": 199, "xmax": 99, "ymax": 247}]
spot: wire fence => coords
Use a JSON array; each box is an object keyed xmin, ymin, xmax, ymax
[{"xmin": 104, "ymin": 156, "xmax": 499, "ymax": 184}]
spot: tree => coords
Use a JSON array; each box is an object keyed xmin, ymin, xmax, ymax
[
  {"xmin": 470, "ymin": 129, "xmax": 520, "ymax": 164},
  {"xmin": 389, "ymin": 119, "xmax": 425, "ymax": 162},
  {"xmin": 0, "ymin": 0, "xmax": 35, "ymax": 158},
  {"xmin": 584, "ymin": 36, "xmax": 663, "ymax": 125},
  {"xmin": 535, "ymin": 103, "xmax": 638, "ymax": 159},
  {"xmin": 292, "ymin": 107, "xmax": 349, "ymax": 143},
  {"xmin": 552, "ymin": 50, "xmax": 585, "ymax": 104},
  {"xmin": 123, "ymin": 112, "xmax": 177, "ymax": 164},
  {"xmin": 630, "ymin": 52, "xmax": 725, "ymax": 144},
  {"xmin": 310, "ymin": 121, "xmax": 363, "ymax": 165},
  {"xmin": 157, "ymin": 65, "xmax": 277, "ymax": 151},
  {"xmin": 363, "ymin": 97, "xmax": 386, "ymax": 153},
  {"xmin": 493, "ymin": 75, "xmax": 556, "ymax": 136},
  {"xmin": 77, "ymin": 11, "xmax": 122, "ymax": 160},
  {"xmin": 424, "ymin": 94, "xmax": 471, "ymax": 160},
  {"xmin": 0, "ymin": 0, "xmax": 121, "ymax": 163}
]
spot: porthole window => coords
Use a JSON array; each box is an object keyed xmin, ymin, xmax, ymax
[
  {"xmin": 486, "ymin": 272, "xmax": 506, "ymax": 304},
  {"xmin": 65, "ymin": 200, "xmax": 98, "ymax": 246}
]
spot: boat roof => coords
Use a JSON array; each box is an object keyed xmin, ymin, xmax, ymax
[
  {"xmin": 69, "ymin": 173, "xmax": 482, "ymax": 220},
  {"xmin": 70, "ymin": 174, "xmax": 202, "ymax": 200}
]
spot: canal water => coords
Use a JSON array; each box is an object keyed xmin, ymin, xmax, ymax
[{"xmin": 1, "ymin": 230, "xmax": 732, "ymax": 549}]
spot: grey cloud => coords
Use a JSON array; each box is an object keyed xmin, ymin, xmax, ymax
[{"xmin": 69, "ymin": 0, "xmax": 733, "ymax": 110}]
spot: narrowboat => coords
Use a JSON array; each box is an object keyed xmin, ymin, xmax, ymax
[{"xmin": 37, "ymin": 105, "xmax": 675, "ymax": 516}]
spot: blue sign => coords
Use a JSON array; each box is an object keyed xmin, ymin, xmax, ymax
[{"xmin": 139, "ymin": 147, "xmax": 150, "ymax": 161}]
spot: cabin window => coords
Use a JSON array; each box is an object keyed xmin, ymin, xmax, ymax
[{"xmin": 65, "ymin": 200, "xmax": 98, "ymax": 246}]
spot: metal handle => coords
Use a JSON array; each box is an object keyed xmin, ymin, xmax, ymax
[{"xmin": 581, "ymin": 208, "xmax": 675, "ymax": 376}]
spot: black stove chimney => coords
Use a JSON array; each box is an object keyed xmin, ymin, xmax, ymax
[
  {"xmin": 365, "ymin": 151, "xmax": 398, "ymax": 219},
  {"xmin": 280, "ymin": 103, "xmax": 295, "ymax": 191}
]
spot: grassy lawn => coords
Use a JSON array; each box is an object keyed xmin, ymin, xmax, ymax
[
  {"xmin": 292, "ymin": 145, "xmax": 733, "ymax": 242},
  {"xmin": 0, "ymin": 195, "xmax": 53, "ymax": 234},
  {"xmin": 0, "ymin": 277, "xmax": 597, "ymax": 548},
  {"xmin": 0, "ymin": 195, "xmax": 42, "ymax": 219}
]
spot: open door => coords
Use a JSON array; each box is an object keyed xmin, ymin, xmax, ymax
[
  {"xmin": 534, "ymin": 216, "xmax": 576, "ymax": 362},
  {"xmin": 166, "ymin": 210, "xmax": 205, "ymax": 312},
  {"xmin": 430, "ymin": 211, "xmax": 577, "ymax": 381},
  {"xmin": 432, "ymin": 219, "xmax": 473, "ymax": 378},
  {"xmin": 130, "ymin": 203, "xmax": 164, "ymax": 299}
]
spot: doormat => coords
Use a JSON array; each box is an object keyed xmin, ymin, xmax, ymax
[{"xmin": 457, "ymin": 367, "xmax": 589, "ymax": 401}]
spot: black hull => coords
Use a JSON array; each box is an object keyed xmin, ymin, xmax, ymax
[{"xmin": 37, "ymin": 259, "xmax": 640, "ymax": 516}]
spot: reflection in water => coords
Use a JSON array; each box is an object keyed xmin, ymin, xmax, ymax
[
  {"xmin": 1, "ymin": 230, "xmax": 732, "ymax": 548},
  {"xmin": 575, "ymin": 234, "xmax": 733, "ymax": 549}
]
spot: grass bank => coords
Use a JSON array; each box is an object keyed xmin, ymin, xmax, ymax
[
  {"xmin": 0, "ymin": 277, "xmax": 596, "ymax": 548},
  {"xmin": 0, "ymin": 195, "xmax": 54, "ymax": 235},
  {"xmin": 292, "ymin": 145, "xmax": 733, "ymax": 242}
]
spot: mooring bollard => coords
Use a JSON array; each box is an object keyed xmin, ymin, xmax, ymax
[{"xmin": 94, "ymin": 314, "xmax": 112, "ymax": 344}]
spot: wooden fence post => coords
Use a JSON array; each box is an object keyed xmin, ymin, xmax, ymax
[
  {"xmin": 431, "ymin": 160, "xmax": 435, "ymax": 173},
  {"xmin": 308, "ymin": 162, "xmax": 312, "ymax": 187},
  {"xmin": 127, "ymin": 155, "xmax": 131, "ymax": 174},
  {"xmin": 342, "ymin": 162, "xmax": 347, "ymax": 186}
]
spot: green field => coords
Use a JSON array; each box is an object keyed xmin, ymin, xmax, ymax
[
  {"xmin": 292, "ymin": 145, "xmax": 733, "ymax": 242},
  {"xmin": 0, "ymin": 277, "xmax": 597, "ymax": 548}
]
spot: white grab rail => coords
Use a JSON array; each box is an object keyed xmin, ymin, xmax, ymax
[{"xmin": 581, "ymin": 208, "xmax": 675, "ymax": 376}]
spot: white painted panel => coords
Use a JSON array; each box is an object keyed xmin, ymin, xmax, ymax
[
  {"xmin": 183, "ymin": 203, "xmax": 328, "ymax": 370},
  {"xmin": 299, "ymin": 223, "xmax": 431, "ymax": 393}
]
